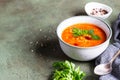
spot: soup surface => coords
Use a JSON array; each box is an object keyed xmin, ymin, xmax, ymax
[{"xmin": 62, "ymin": 23, "xmax": 106, "ymax": 47}]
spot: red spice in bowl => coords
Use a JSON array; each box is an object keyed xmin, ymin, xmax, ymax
[
  {"xmin": 90, "ymin": 8, "xmax": 108, "ymax": 16},
  {"xmin": 85, "ymin": 2, "xmax": 112, "ymax": 19}
]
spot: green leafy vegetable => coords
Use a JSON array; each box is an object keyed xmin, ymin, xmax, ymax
[
  {"xmin": 88, "ymin": 29, "xmax": 101, "ymax": 40},
  {"xmin": 72, "ymin": 28, "xmax": 100, "ymax": 40},
  {"xmin": 52, "ymin": 60, "xmax": 86, "ymax": 80},
  {"xmin": 72, "ymin": 28, "xmax": 88, "ymax": 37}
]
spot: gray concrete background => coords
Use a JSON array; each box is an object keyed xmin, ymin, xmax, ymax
[{"xmin": 0, "ymin": 0, "xmax": 119, "ymax": 80}]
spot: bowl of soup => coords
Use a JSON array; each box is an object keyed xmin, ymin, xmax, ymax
[{"xmin": 56, "ymin": 16, "xmax": 112, "ymax": 61}]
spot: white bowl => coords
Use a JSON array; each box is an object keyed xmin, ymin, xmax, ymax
[
  {"xmin": 85, "ymin": 2, "xmax": 112, "ymax": 19},
  {"xmin": 56, "ymin": 16, "xmax": 112, "ymax": 61}
]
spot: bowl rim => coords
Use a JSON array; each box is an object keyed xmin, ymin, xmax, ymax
[
  {"xmin": 84, "ymin": 2, "xmax": 113, "ymax": 18},
  {"xmin": 56, "ymin": 16, "xmax": 112, "ymax": 49}
]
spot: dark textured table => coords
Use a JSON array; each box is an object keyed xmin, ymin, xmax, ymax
[{"xmin": 0, "ymin": 0, "xmax": 119, "ymax": 80}]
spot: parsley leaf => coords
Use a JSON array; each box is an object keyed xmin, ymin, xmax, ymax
[
  {"xmin": 88, "ymin": 29, "xmax": 94, "ymax": 35},
  {"xmin": 88, "ymin": 29, "xmax": 101, "ymax": 40},
  {"xmin": 72, "ymin": 28, "xmax": 88, "ymax": 37},
  {"xmin": 52, "ymin": 60, "xmax": 86, "ymax": 80},
  {"xmin": 91, "ymin": 35, "xmax": 101, "ymax": 40}
]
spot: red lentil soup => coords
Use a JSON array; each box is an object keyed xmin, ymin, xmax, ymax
[{"xmin": 62, "ymin": 23, "xmax": 106, "ymax": 47}]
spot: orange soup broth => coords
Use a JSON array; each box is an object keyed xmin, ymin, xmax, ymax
[{"xmin": 62, "ymin": 23, "xmax": 106, "ymax": 47}]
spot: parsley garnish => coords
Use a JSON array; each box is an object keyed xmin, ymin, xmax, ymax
[{"xmin": 72, "ymin": 28, "xmax": 100, "ymax": 40}]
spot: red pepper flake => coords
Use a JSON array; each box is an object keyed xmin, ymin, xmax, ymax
[
  {"xmin": 73, "ymin": 43, "xmax": 78, "ymax": 46},
  {"xmin": 90, "ymin": 8, "xmax": 108, "ymax": 16},
  {"xmin": 84, "ymin": 36, "xmax": 92, "ymax": 40}
]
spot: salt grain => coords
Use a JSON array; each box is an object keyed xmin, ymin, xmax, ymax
[
  {"xmin": 36, "ymin": 41, "xmax": 39, "ymax": 44},
  {"xmin": 30, "ymin": 41, "xmax": 33, "ymax": 44},
  {"xmin": 31, "ymin": 49, "xmax": 34, "ymax": 52},
  {"xmin": 40, "ymin": 43, "xmax": 44, "ymax": 47},
  {"xmin": 39, "ymin": 29, "xmax": 42, "ymax": 32},
  {"xmin": 44, "ymin": 35, "xmax": 47, "ymax": 38}
]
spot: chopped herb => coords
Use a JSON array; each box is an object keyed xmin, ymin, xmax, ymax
[
  {"xmin": 91, "ymin": 34, "xmax": 101, "ymax": 40},
  {"xmin": 52, "ymin": 60, "xmax": 86, "ymax": 80},
  {"xmin": 72, "ymin": 28, "xmax": 88, "ymax": 37},
  {"xmin": 88, "ymin": 29, "xmax": 94, "ymax": 35},
  {"xmin": 88, "ymin": 29, "xmax": 101, "ymax": 40},
  {"xmin": 72, "ymin": 28, "xmax": 100, "ymax": 40}
]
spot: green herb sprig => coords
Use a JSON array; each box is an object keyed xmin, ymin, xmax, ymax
[
  {"xmin": 72, "ymin": 28, "xmax": 100, "ymax": 40},
  {"xmin": 52, "ymin": 60, "xmax": 86, "ymax": 80}
]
